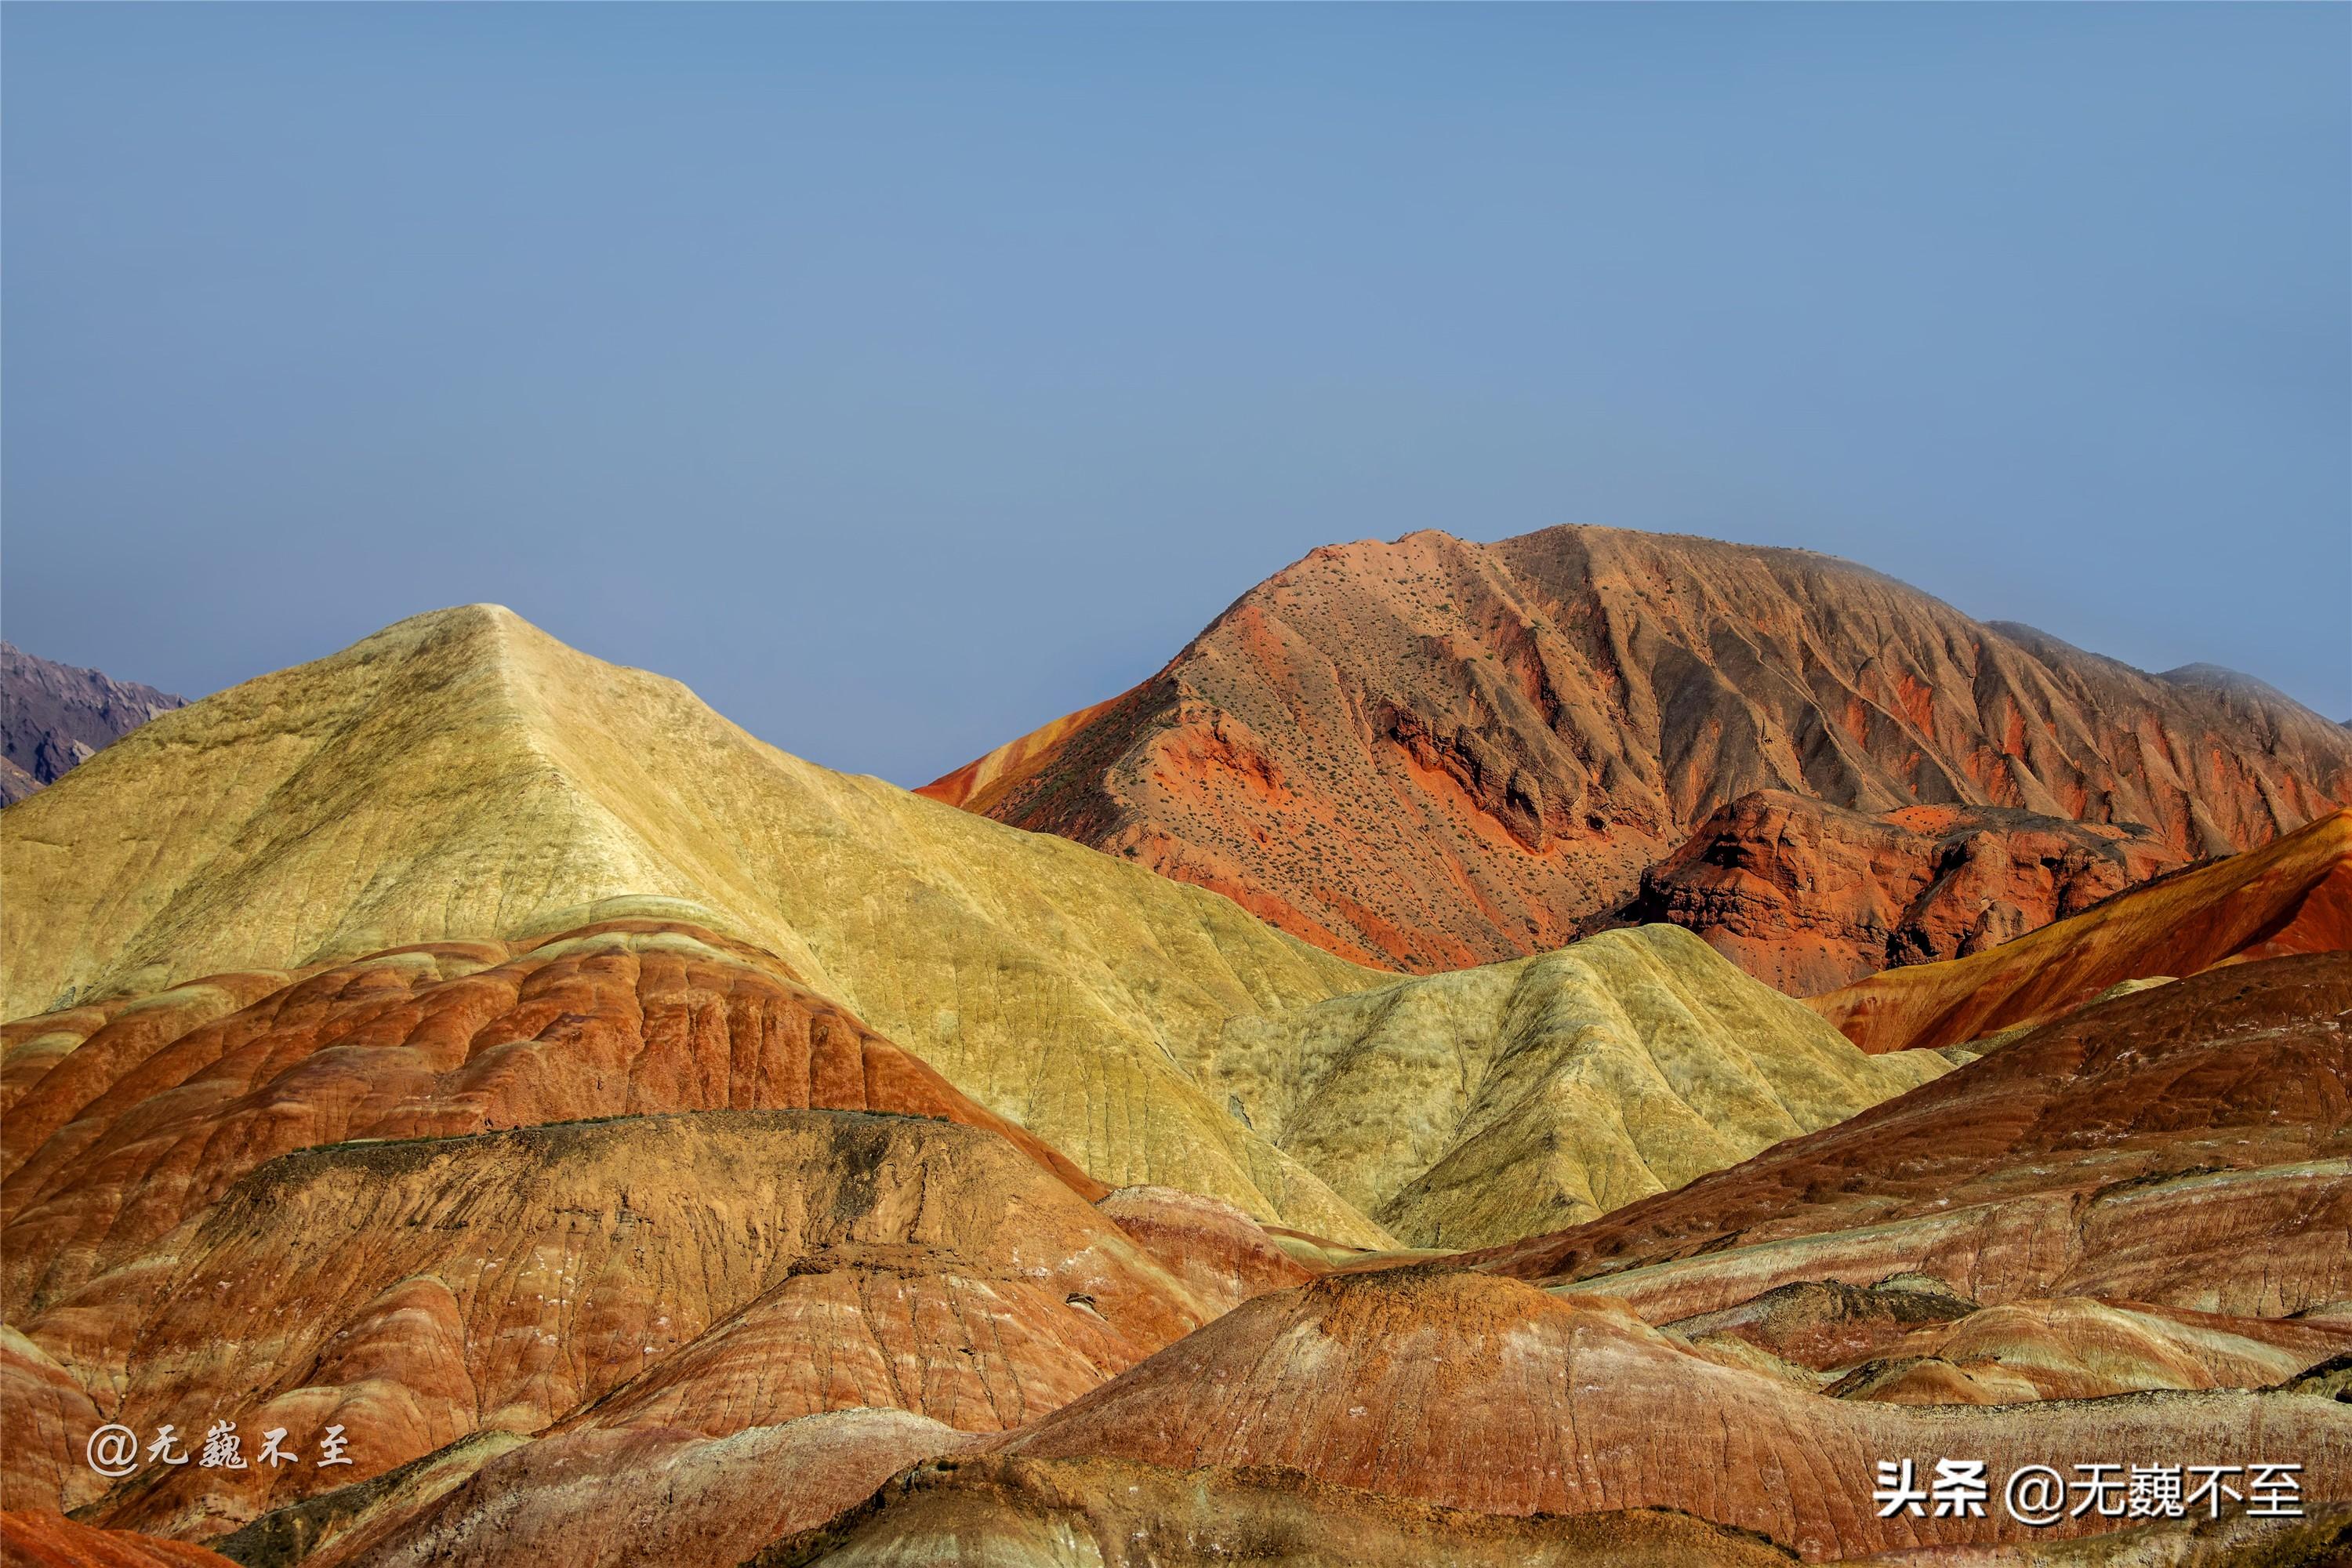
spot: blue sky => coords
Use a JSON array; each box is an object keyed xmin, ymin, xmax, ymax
[{"xmin": 5, "ymin": 4, "xmax": 2347, "ymax": 783}]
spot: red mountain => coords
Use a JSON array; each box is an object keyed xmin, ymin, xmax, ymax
[{"xmin": 923, "ymin": 526, "xmax": 2352, "ymax": 974}]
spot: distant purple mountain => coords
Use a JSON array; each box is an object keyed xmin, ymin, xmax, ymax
[{"xmin": 1, "ymin": 643, "xmax": 186, "ymax": 805}]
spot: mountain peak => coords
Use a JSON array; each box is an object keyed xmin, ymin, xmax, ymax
[{"xmin": 925, "ymin": 526, "xmax": 2352, "ymax": 972}]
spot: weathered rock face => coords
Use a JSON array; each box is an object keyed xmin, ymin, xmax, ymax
[
  {"xmin": 989, "ymin": 1269, "xmax": 2347, "ymax": 1563},
  {"xmin": 1466, "ymin": 953, "xmax": 2352, "ymax": 1326},
  {"xmin": 1610, "ymin": 793, "xmax": 2189, "ymax": 995},
  {"xmin": 1092, "ymin": 1188, "xmax": 1318, "ymax": 1312},
  {"xmin": 1210, "ymin": 925, "xmax": 1946, "ymax": 1248},
  {"xmin": 308, "ymin": 1410, "xmax": 979, "ymax": 1568},
  {"xmin": 0, "ymin": 1510, "xmax": 238, "ymax": 1568},
  {"xmin": 1808, "ymin": 809, "xmax": 2350, "ymax": 1054},
  {"xmin": 1834, "ymin": 1508, "xmax": 2352, "ymax": 1567},
  {"xmin": 1, "ymin": 919, "xmax": 1102, "ymax": 1320},
  {"xmin": 8, "ymin": 1111, "xmax": 1207, "ymax": 1541},
  {"xmin": 2, "ymin": 1327, "xmax": 107, "ymax": 1513},
  {"xmin": 750, "ymin": 1454, "xmax": 1808, "ymax": 1567},
  {"xmin": 0, "ymin": 605, "xmax": 1390, "ymax": 1242},
  {"xmin": 921, "ymin": 526, "xmax": 2352, "ymax": 974},
  {"xmin": 0, "ymin": 643, "xmax": 185, "ymax": 806},
  {"xmin": 1664, "ymin": 1281, "xmax": 2351, "ymax": 1405}
]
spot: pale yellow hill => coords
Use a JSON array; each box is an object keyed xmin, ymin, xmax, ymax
[
  {"xmin": 1210, "ymin": 924, "xmax": 1951, "ymax": 1248},
  {"xmin": 0, "ymin": 606, "xmax": 1392, "ymax": 1244}
]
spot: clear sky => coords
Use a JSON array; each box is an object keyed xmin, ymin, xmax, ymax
[{"xmin": 5, "ymin": 5, "xmax": 2347, "ymax": 784}]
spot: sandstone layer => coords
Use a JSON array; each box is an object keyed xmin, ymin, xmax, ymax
[
  {"xmin": 922, "ymin": 525, "xmax": 2352, "ymax": 972},
  {"xmin": 1611, "ymin": 792, "xmax": 2189, "ymax": 994},
  {"xmin": 0, "ymin": 642, "xmax": 185, "ymax": 806},
  {"xmin": 988, "ymin": 1268, "xmax": 2347, "ymax": 1562},
  {"xmin": 1091, "ymin": 1187, "xmax": 1319, "ymax": 1312},
  {"xmin": 1, "ymin": 918, "xmax": 1100, "ymax": 1318},
  {"xmin": 300, "ymin": 1410, "xmax": 978, "ymax": 1568},
  {"xmin": 1833, "ymin": 1507, "xmax": 2351, "ymax": 1566},
  {"xmin": 1468, "ymin": 953, "xmax": 2351, "ymax": 1324},
  {"xmin": 751, "ymin": 1454, "xmax": 1807, "ymax": 1567},
  {"xmin": 0, "ymin": 1510, "xmax": 238, "ymax": 1568},
  {"xmin": 0, "ymin": 605, "xmax": 1389, "ymax": 1240},
  {"xmin": 10, "ymin": 1111, "xmax": 1207, "ymax": 1540},
  {"xmin": 1809, "ymin": 808, "xmax": 2350, "ymax": 1053},
  {"xmin": 1209, "ymin": 924, "xmax": 1946, "ymax": 1247},
  {"xmin": 1664, "ymin": 1279, "xmax": 2350, "ymax": 1404}
]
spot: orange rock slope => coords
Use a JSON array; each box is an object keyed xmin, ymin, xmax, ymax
[
  {"xmin": 1608, "ymin": 791, "xmax": 2189, "ymax": 995},
  {"xmin": 922, "ymin": 525, "xmax": 2352, "ymax": 973},
  {"xmin": 1807, "ymin": 807, "xmax": 2351, "ymax": 1053},
  {"xmin": 989, "ymin": 1267, "xmax": 2345, "ymax": 1563},
  {"xmin": 2, "ymin": 916, "xmax": 1100, "ymax": 1320},
  {"xmin": 10, "ymin": 1109, "xmax": 1207, "ymax": 1544},
  {"xmin": 0, "ymin": 1511, "xmax": 238, "ymax": 1568},
  {"xmin": 1, "ymin": 918, "xmax": 1279, "ymax": 1550}
]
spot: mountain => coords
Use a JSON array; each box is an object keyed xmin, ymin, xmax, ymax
[
  {"xmin": 1806, "ymin": 807, "xmax": 2350, "ymax": 1054},
  {"xmin": 0, "ymin": 916, "xmax": 1105, "ymax": 1322},
  {"xmin": 920, "ymin": 525, "xmax": 2352, "ymax": 975},
  {"xmin": 1605, "ymin": 792, "xmax": 2189, "ymax": 994},
  {"xmin": 23, "ymin": 1109, "xmax": 1212, "ymax": 1542},
  {"xmin": 1468, "ymin": 953, "xmax": 2351, "ymax": 1320},
  {"xmin": 746, "ymin": 1456, "xmax": 1806, "ymax": 1568},
  {"xmin": 0, "ymin": 642, "xmax": 184, "ymax": 806},
  {"xmin": 985, "ymin": 1266, "xmax": 2343, "ymax": 1562},
  {"xmin": 0, "ymin": 605, "xmax": 1389, "ymax": 1241},
  {"xmin": 1208, "ymin": 924, "xmax": 1945, "ymax": 1248}
]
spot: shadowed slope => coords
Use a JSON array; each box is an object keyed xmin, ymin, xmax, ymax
[
  {"xmin": 1210, "ymin": 924, "xmax": 1946, "ymax": 1247},
  {"xmin": 0, "ymin": 605, "xmax": 1387, "ymax": 1241},
  {"xmin": 1808, "ymin": 808, "xmax": 2350, "ymax": 1053},
  {"xmin": 924, "ymin": 526, "xmax": 2352, "ymax": 972}
]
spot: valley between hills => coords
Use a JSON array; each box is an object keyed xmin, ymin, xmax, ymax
[{"xmin": 2, "ymin": 525, "xmax": 2347, "ymax": 1567}]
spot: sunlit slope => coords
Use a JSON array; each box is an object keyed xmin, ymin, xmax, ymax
[
  {"xmin": 0, "ymin": 605, "xmax": 1388, "ymax": 1241},
  {"xmin": 1807, "ymin": 806, "xmax": 2351, "ymax": 1053},
  {"xmin": 1213, "ymin": 924, "xmax": 1948, "ymax": 1247}
]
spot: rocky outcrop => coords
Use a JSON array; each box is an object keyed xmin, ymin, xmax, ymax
[
  {"xmin": 1610, "ymin": 793, "xmax": 2188, "ymax": 995},
  {"xmin": 922, "ymin": 526, "xmax": 2352, "ymax": 973},
  {"xmin": 11, "ymin": 1111, "xmax": 1207, "ymax": 1541},
  {"xmin": 1209, "ymin": 924, "xmax": 1946, "ymax": 1248},
  {"xmin": 0, "ymin": 919, "xmax": 1102, "ymax": 1319},
  {"xmin": 750, "ymin": 1454, "xmax": 1808, "ymax": 1567},
  {"xmin": 1808, "ymin": 808, "xmax": 2350, "ymax": 1053},
  {"xmin": 1467, "ymin": 953, "xmax": 2352, "ymax": 1324},
  {"xmin": 0, "ymin": 604, "xmax": 1390, "ymax": 1243},
  {"xmin": 0, "ymin": 643, "xmax": 183, "ymax": 806},
  {"xmin": 987, "ymin": 1269, "xmax": 2346, "ymax": 1562}
]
